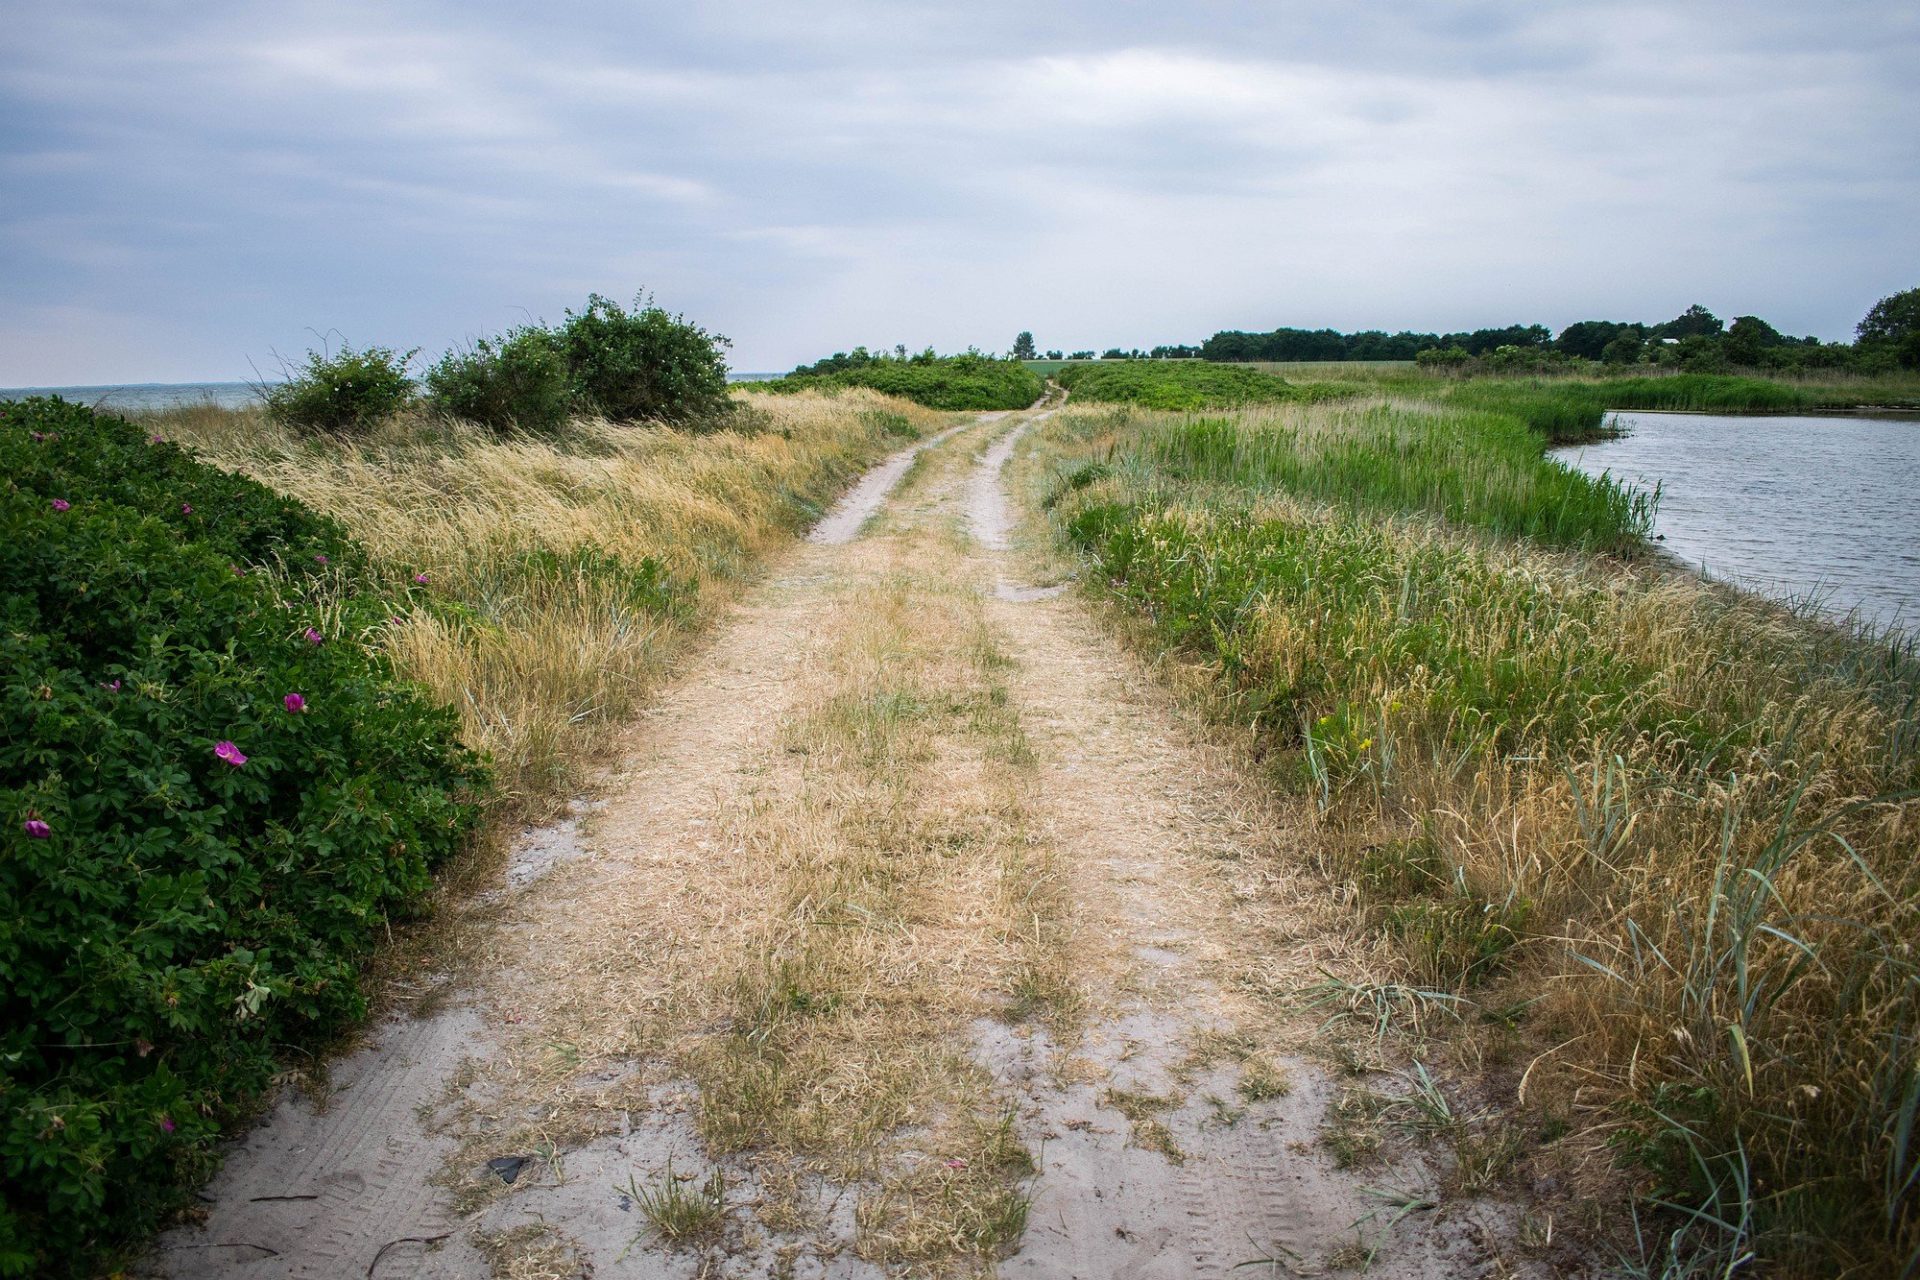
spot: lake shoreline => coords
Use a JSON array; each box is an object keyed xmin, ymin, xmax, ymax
[{"xmin": 1557, "ymin": 408, "xmax": 1919, "ymax": 636}]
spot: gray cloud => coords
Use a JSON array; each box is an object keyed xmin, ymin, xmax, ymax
[{"xmin": 2, "ymin": 0, "xmax": 1916, "ymax": 382}]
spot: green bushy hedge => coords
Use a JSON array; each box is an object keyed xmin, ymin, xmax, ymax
[
  {"xmin": 263, "ymin": 344, "xmax": 417, "ymax": 435},
  {"xmin": 558, "ymin": 293, "xmax": 733, "ymax": 425},
  {"xmin": 0, "ymin": 399, "xmax": 485, "ymax": 1275},
  {"xmin": 1053, "ymin": 360, "xmax": 1300, "ymax": 410},
  {"xmin": 424, "ymin": 326, "xmax": 573, "ymax": 434},
  {"xmin": 760, "ymin": 352, "xmax": 1043, "ymax": 411}
]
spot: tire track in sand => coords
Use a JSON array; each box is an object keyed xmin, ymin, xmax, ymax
[{"xmin": 966, "ymin": 401, "xmax": 1524, "ymax": 1279}]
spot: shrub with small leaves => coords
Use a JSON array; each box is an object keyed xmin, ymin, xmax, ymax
[
  {"xmin": 557, "ymin": 292, "xmax": 733, "ymax": 426},
  {"xmin": 424, "ymin": 325, "xmax": 572, "ymax": 434},
  {"xmin": 0, "ymin": 399, "xmax": 486, "ymax": 1275},
  {"xmin": 263, "ymin": 342, "xmax": 417, "ymax": 435}
]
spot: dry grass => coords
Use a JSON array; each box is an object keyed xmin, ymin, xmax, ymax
[
  {"xmin": 1035, "ymin": 396, "xmax": 1920, "ymax": 1274},
  {"xmin": 409, "ymin": 426, "xmax": 1075, "ymax": 1271},
  {"xmin": 687, "ymin": 540, "xmax": 1065, "ymax": 1265},
  {"xmin": 136, "ymin": 391, "xmax": 933, "ymax": 825}
]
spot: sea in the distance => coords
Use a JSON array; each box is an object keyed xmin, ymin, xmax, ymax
[{"xmin": 0, "ymin": 372, "xmax": 787, "ymax": 413}]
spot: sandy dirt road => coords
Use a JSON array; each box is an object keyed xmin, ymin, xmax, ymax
[{"xmin": 149, "ymin": 396, "xmax": 1524, "ymax": 1278}]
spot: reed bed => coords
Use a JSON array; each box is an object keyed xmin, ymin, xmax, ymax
[
  {"xmin": 135, "ymin": 391, "xmax": 928, "ymax": 824},
  {"xmin": 1037, "ymin": 398, "xmax": 1920, "ymax": 1276},
  {"xmin": 1071, "ymin": 397, "xmax": 1651, "ymax": 553}
]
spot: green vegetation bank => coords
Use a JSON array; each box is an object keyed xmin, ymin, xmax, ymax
[{"xmin": 1030, "ymin": 363, "xmax": 1920, "ymax": 1276}]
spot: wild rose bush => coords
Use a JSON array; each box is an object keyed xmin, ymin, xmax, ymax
[{"xmin": 0, "ymin": 399, "xmax": 486, "ymax": 1275}]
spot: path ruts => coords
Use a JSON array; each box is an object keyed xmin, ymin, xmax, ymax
[{"xmin": 152, "ymin": 394, "xmax": 1509, "ymax": 1278}]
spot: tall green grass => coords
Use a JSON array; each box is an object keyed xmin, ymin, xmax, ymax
[
  {"xmin": 1036, "ymin": 399, "xmax": 1920, "ymax": 1276},
  {"xmin": 1092, "ymin": 400, "xmax": 1651, "ymax": 553}
]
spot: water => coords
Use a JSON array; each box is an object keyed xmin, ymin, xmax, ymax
[
  {"xmin": 1557, "ymin": 411, "xmax": 1920, "ymax": 635},
  {"xmin": 0, "ymin": 381, "xmax": 267, "ymax": 411}
]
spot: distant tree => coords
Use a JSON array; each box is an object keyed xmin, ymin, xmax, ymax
[
  {"xmin": 1659, "ymin": 304, "xmax": 1725, "ymax": 339},
  {"xmin": 1857, "ymin": 287, "xmax": 1920, "ymax": 368},
  {"xmin": 1725, "ymin": 315, "xmax": 1786, "ymax": 366},
  {"xmin": 1068, "ymin": 350, "xmax": 1095, "ymax": 360},
  {"xmin": 1600, "ymin": 332, "xmax": 1644, "ymax": 365},
  {"xmin": 1672, "ymin": 333, "xmax": 1729, "ymax": 372},
  {"xmin": 1101, "ymin": 348, "xmax": 1126, "ymax": 359},
  {"xmin": 1557, "ymin": 320, "xmax": 1635, "ymax": 361},
  {"xmin": 1011, "ymin": 331, "xmax": 1038, "ymax": 360},
  {"xmin": 895, "ymin": 344, "xmax": 908, "ymax": 360},
  {"xmin": 1044, "ymin": 349, "xmax": 1063, "ymax": 360}
]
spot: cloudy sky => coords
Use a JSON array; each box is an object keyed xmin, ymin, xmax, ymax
[{"xmin": 2, "ymin": 1, "xmax": 1916, "ymax": 384}]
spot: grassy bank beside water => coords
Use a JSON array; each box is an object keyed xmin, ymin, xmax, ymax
[{"xmin": 1031, "ymin": 383, "xmax": 1920, "ymax": 1275}]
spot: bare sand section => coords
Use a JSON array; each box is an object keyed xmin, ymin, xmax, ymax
[
  {"xmin": 809, "ymin": 412, "xmax": 1001, "ymax": 545},
  {"xmin": 144, "ymin": 1001, "xmax": 493, "ymax": 1278}
]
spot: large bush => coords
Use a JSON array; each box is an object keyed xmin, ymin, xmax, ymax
[
  {"xmin": 0, "ymin": 399, "xmax": 485, "ymax": 1275},
  {"xmin": 263, "ymin": 343, "xmax": 417, "ymax": 434},
  {"xmin": 424, "ymin": 326, "xmax": 572, "ymax": 434},
  {"xmin": 762, "ymin": 350, "xmax": 1043, "ymax": 411},
  {"xmin": 557, "ymin": 293, "xmax": 733, "ymax": 425},
  {"xmin": 1857, "ymin": 285, "xmax": 1920, "ymax": 369}
]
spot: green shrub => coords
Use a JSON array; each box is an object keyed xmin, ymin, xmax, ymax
[
  {"xmin": 0, "ymin": 399, "xmax": 485, "ymax": 1275},
  {"xmin": 760, "ymin": 352, "xmax": 1043, "ymax": 411},
  {"xmin": 262, "ymin": 343, "xmax": 417, "ymax": 435},
  {"xmin": 858, "ymin": 408, "xmax": 920, "ymax": 440},
  {"xmin": 558, "ymin": 293, "xmax": 732, "ymax": 425},
  {"xmin": 2, "ymin": 398, "xmax": 364, "ymax": 579},
  {"xmin": 1441, "ymin": 382, "xmax": 1610, "ymax": 445},
  {"xmin": 424, "ymin": 326, "xmax": 571, "ymax": 434},
  {"xmin": 1054, "ymin": 360, "xmax": 1298, "ymax": 410}
]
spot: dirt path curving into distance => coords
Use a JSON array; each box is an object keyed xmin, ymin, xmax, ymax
[{"xmin": 150, "ymin": 393, "xmax": 1525, "ymax": 1278}]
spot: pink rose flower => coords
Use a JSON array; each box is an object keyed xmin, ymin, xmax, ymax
[
  {"xmin": 159, "ymin": 1116, "xmax": 176, "ymax": 1134},
  {"xmin": 304, "ymin": 628, "xmax": 324, "ymax": 645},
  {"xmin": 50, "ymin": 498, "xmax": 70, "ymax": 512},
  {"xmin": 283, "ymin": 693, "xmax": 307, "ymax": 713},
  {"xmin": 314, "ymin": 553, "xmax": 329, "ymax": 564},
  {"xmin": 413, "ymin": 573, "xmax": 429, "ymax": 585},
  {"xmin": 23, "ymin": 819, "xmax": 51, "ymax": 839},
  {"xmin": 213, "ymin": 741, "xmax": 247, "ymax": 767}
]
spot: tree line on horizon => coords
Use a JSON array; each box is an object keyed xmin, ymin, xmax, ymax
[{"xmin": 1018, "ymin": 286, "xmax": 1919, "ymax": 374}]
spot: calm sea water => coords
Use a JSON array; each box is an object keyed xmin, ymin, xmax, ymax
[
  {"xmin": 1558, "ymin": 411, "xmax": 1920, "ymax": 635},
  {"xmin": 0, "ymin": 381, "xmax": 266, "ymax": 410}
]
